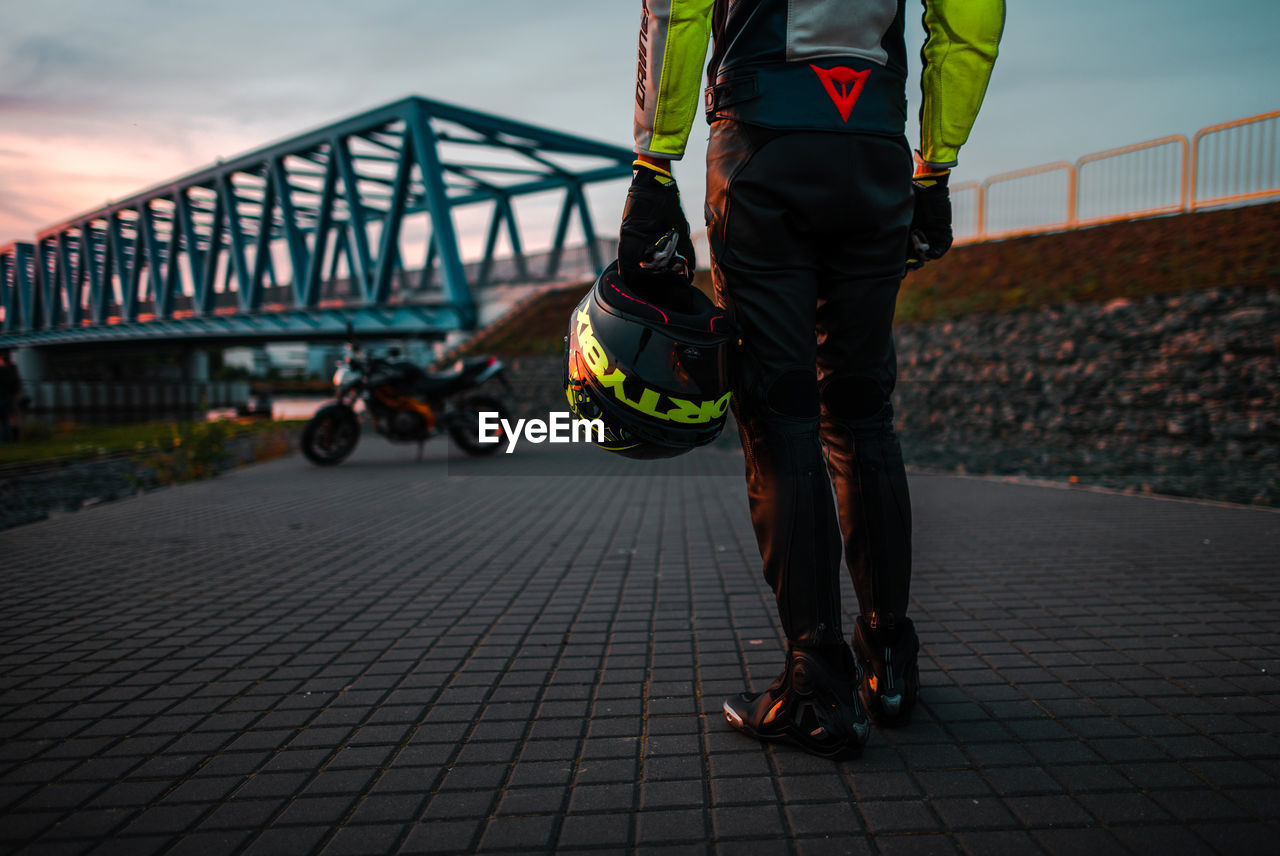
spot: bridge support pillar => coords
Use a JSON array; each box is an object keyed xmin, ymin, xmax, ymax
[
  {"xmin": 184, "ymin": 349, "xmax": 209, "ymax": 382},
  {"xmin": 14, "ymin": 347, "xmax": 49, "ymax": 383},
  {"xmin": 250, "ymin": 347, "xmax": 271, "ymax": 377}
]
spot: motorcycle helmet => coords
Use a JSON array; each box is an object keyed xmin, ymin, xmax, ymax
[{"xmin": 564, "ymin": 261, "xmax": 735, "ymax": 459}]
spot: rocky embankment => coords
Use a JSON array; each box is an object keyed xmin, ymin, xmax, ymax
[
  {"xmin": 894, "ymin": 284, "xmax": 1278, "ymax": 505},
  {"xmin": 502, "ymin": 284, "xmax": 1278, "ymax": 507}
]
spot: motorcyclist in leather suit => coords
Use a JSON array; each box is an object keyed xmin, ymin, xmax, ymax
[{"xmin": 620, "ymin": 0, "xmax": 1003, "ymax": 758}]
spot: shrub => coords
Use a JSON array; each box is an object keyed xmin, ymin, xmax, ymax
[{"xmin": 138, "ymin": 421, "xmax": 232, "ymax": 485}]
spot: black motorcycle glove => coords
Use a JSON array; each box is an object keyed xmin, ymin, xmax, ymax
[
  {"xmin": 906, "ymin": 169, "xmax": 952, "ymax": 272},
  {"xmin": 618, "ymin": 160, "xmax": 696, "ymax": 289}
]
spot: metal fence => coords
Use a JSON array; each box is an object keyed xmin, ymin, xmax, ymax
[
  {"xmin": 1192, "ymin": 111, "xmax": 1280, "ymax": 210},
  {"xmin": 954, "ymin": 109, "xmax": 1280, "ymax": 244}
]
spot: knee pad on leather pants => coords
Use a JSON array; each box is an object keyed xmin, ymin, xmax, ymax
[
  {"xmin": 822, "ymin": 376, "xmax": 887, "ymax": 423},
  {"xmin": 766, "ymin": 370, "xmax": 820, "ymax": 420}
]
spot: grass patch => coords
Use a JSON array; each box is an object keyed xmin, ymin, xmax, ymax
[
  {"xmin": 0, "ymin": 419, "xmax": 304, "ymax": 467},
  {"xmin": 896, "ymin": 201, "xmax": 1280, "ymax": 322}
]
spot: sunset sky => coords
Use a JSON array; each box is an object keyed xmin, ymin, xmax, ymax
[{"xmin": 2, "ymin": 0, "xmax": 1277, "ymax": 250}]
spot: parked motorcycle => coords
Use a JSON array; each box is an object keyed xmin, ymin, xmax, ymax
[{"xmin": 301, "ymin": 341, "xmax": 512, "ymax": 466}]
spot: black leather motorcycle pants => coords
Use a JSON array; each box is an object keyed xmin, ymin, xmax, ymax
[{"xmin": 706, "ymin": 121, "xmax": 915, "ymax": 648}]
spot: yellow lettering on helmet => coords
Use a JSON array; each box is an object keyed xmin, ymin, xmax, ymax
[
  {"xmin": 636, "ymin": 387, "xmax": 664, "ymax": 418},
  {"xmin": 576, "ymin": 310, "xmax": 610, "ymax": 378},
  {"xmin": 664, "ymin": 398, "xmax": 704, "ymax": 424},
  {"xmin": 582, "ymin": 339, "xmax": 609, "ymax": 378},
  {"xmin": 664, "ymin": 390, "xmax": 733, "ymax": 424},
  {"xmin": 596, "ymin": 367, "xmax": 654, "ymax": 417},
  {"xmin": 574, "ymin": 309, "xmax": 732, "ymax": 425},
  {"xmin": 707, "ymin": 391, "xmax": 733, "ymax": 419}
]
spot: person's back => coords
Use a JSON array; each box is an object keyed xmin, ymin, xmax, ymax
[
  {"xmin": 620, "ymin": 0, "xmax": 1004, "ymax": 759},
  {"xmin": 640, "ymin": 0, "xmax": 910, "ymax": 154}
]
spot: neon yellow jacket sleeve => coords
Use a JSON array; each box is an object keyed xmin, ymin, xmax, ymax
[
  {"xmin": 633, "ymin": 0, "xmax": 715, "ymax": 160},
  {"xmin": 919, "ymin": 0, "xmax": 1005, "ymax": 170}
]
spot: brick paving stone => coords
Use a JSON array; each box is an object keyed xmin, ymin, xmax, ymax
[
  {"xmin": 567, "ymin": 782, "xmax": 636, "ymax": 813},
  {"xmin": 711, "ymin": 839, "xmax": 792, "ymax": 856},
  {"xmin": 874, "ymin": 833, "xmax": 962, "ymax": 856},
  {"xmin": 848, "ymin": 771, "xmax": 922, "ymax": 801},
  {"xmin": 300, "ymin": 768, "xmax": 376, "ymax": 798},
  {"xmin": 930, "ymin": 796, "xmax": 1017, "ymax": 830},
  {"xmin": 1224, "ymin": 786, "xmax": 1280, "ymax": 822},
  {"xmin": 1, "ymin": 442, "xmax": 1277, "ymax": 853},
  {"xmin": 712, "ymin": 775, "xmax": 778, "ymax": 805},
  {"xmin": 344, "ymin": 793, "xmax": 422, "ymax": 826},
  {"xmin": 37, "ymin": 806, "xmax": 130, "ymax": 839},
  {"xmin": 317, "ymin": 823, "xmax": 405, "ymax": 855},
  {"xmin": 556, "ymin": 812, "xmax": 631, "ymax": 849},
  {"xmin": 641, "ymin": 779, "xmax": 704, "ymax": 809},
  {"xmin": 163, "ymin": 829, "xmax": 254, "ymax": 856},
  {"xmin": 494, "ymin": 786, "xmax": 566, "ymax": 815},
  {"xmin": 635, "ymin": 807, "xmax": 707, "ymax": 844},
  {"xmin": 85, "ymin": 834, "xmax": 173, "ymax": 856},
  {"xmin": 707, "ymin": 751, "xmax": 773, "ymax": 779},
  {"xmin": 118, "ymin": 804, "xmax": 204, "ymax": 837},
  {"xmin": 858, "ymin": 799, "xmax": 944, "ymax": 834},
  {"xmin": 712, "ymin": 803, "xmax": 788, "ymax": 839},
  {"xmin": 241, "ymin": 825, "xmax": 330, "ymax": 856},
  {"xmin": 634, "ymin": 846, "xmax": 706, "ymax": 856},
  {"xmin": 913, "ymin": 770, "xmax": 993, "ymax": 798},
  {"xmin": 963, "ymin": 741, "xmax": 1039, "ymax": 768},
  {"xmin": 953, "ymin": 829, "xmax": 1044, "ymax": 856},
  {"xmin": 509, "ymin": 760, "xmax": 577, "ymax": 788},
  {"xmin": 1032, "ymin": 826, "xmax": 1129, "ymax": 856},
  {"xmin": 1004, "ymin": 794, "xmax": 1094, "ymax": 828},
  {"xmin": 475, "ymin": 814, "xmax": 557, "ymax": 852},
  {"xmin": 198, "ymin": 798, "xmax": 285, "ymax": 831},
  {"xmin": 793, "ymin": 836, "xmax": 875, "ymax": 856},
  {"xmin": 1192, "ymin": 821, "xmax": 1280, "ymax": 856},
  {"xmin": 1076, "ymin": 790, "xmax": 1173, "ymax": 825},
  {"xmin": 644, "ymin": 753, "xmax": 705, "ymax": 781},
  {"xmin": 1188, "ymin": 759, "xmax": 1275, "ymax": 789},
  {"xmin": 1110, "ymin": 825, "xmax": 1218, "ymax": 856},
  {"xmin": 400, "ymin": 820, "xmax": 479, "ymax": 854},
  {"xmin": 981, "ymin": 765, "xmax": 1064, "ymax": 796},
  {"xmin": 273, "ymin": 795, "xmax": 357, "ymax": 826},
  {"xmin": 784, "ymin": 801, "xmax": 863, "ymax": 837}
]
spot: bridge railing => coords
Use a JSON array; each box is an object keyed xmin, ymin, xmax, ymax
[{"xmin": 951, "ymin": 109, "xmax": 1279, "ymax": 244}]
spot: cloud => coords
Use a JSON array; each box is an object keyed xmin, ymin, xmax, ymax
[
  {"xmin": 0, "ymin": 92, "xmax": 98, "ymax": 119},
  {"xmin": 1, "ymin": 0, "xmax": 1277, "ymax": 247}
]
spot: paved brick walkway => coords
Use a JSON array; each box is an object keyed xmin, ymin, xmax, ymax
[{"xmin": 1, "ymin": 438, "xmax": 1277, "ymax": 855}]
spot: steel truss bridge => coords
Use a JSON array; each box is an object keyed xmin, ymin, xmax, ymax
[{"xmin": 0, "ymin": 96, "xmax": 633, "ymax": 348}]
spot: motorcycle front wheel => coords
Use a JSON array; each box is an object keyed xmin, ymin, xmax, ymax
[
  {"xmin": 301, "ymin": 404, "xmax": 360, "ymax": 466},
  {"xmin": 448, "ymin": 394, "xmax": 508, "ymax": 457}
]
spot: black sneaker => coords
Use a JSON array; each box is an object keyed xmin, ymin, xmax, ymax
[
  {"xmin": 852, "ymin": 615, "xmax": 920, "ymax": 727},
  {"xmin": 722, "ymin": 644, "xmax": 870, "ymax": 760}
]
